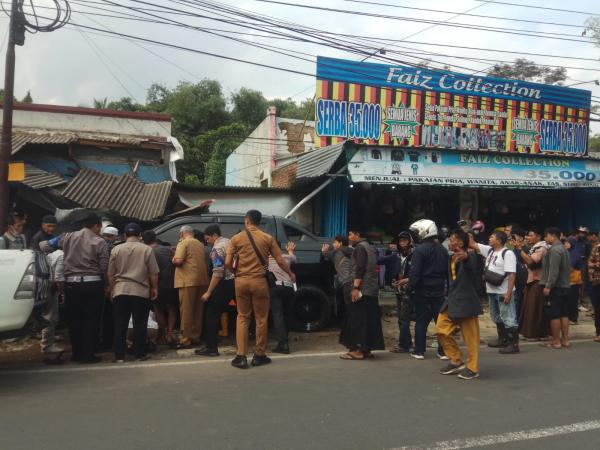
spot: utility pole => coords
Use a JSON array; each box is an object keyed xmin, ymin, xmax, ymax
[{"xmin": 0, "ymin": 0, "xmax": 18, "ymax": 234}]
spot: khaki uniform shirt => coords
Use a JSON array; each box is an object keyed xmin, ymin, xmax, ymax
[
  {"xmin": 174, "ymin": 236, "xmax": 209, "ymax": 288},
  {"xmin": 108, "ymin": 239, "xmax": 159, "ymax": 299},
  {"xmin": 227, "ymin": 226, "xmax": 282, "ymax": 279}
]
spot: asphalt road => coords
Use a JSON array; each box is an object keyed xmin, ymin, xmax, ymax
[{"xmin": 1, "ymin": 342, "xmax": 599, "ymax": 450}]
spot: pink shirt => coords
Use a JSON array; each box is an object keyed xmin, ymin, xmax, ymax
[{"xmin": 527, "ymin": 241, "xmax": 548, "ymax": 283}]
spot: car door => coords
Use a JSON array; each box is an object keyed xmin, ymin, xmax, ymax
[
  {"xmin": 155, "ymin": 216, "xmax": 215, "ymax": 246},
  {"xmin": 279, "ymin": 219, "xmax": 323, "ymax": 264}
]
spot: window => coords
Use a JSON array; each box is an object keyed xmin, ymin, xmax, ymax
[
  {"xmin": 156, "ymin": 218, "xmax": 213, "ymax": 245},
  {"xmin": 219, "ymin": 223, "xmax": 245, "ymax": 238},
  {"xmin": 283, "ymin": 223, "xmax": 315, "ymax": 242}
]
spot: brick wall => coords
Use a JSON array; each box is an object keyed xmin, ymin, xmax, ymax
[{"xmin": 271, "ymin": 162, "xmax": 297, "ymax": 188}]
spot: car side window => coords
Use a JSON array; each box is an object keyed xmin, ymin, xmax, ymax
[
  {"xmin": 283, "ymin": 223, "xmax": 315, "ymax": 242},
  {"xmin": 156, "ymin": 220, "xmax": 212, "ymax": 245}
]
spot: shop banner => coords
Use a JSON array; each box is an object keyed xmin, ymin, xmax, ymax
[
  {"xmin": 347, "ymin": 147, "xmax": 600, "ymax": 188},
  {"xmin": 315, "ymin": 57, "xmax": 591, "ymax": 156}
]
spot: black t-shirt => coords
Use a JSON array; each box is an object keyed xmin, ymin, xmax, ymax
[
  {"xmin": 154, "ymin": 245, "xmax": 175, "ymax": 289},
  {"xmin": 30, "ymin": 230, "xmax": 53, "ymax": 251}
]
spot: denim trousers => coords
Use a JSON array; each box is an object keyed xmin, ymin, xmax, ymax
[{"xmin": 488, "ymin": 293, "xmax": 518, "ymax": 328}]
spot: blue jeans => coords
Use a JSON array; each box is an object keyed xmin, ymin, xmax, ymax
[{"xmin": 488, "ymin": 293, "xmax": 518, "ymax": 329}]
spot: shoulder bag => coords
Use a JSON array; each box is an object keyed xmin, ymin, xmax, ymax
[
  {"xmin": 483, "ymin": 248, "xmax": 508, "ymax": 287},
  {"xmin": 245, "ymin": 229, "xmax": 277, "ymax": 289}
]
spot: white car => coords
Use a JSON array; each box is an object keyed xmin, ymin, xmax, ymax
[{"xmin": 0, "ymin": 250, "xmax": 36, "ymax": 332}]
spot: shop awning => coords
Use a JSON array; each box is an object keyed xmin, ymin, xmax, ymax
[{"xmin": 295, "ymin": 142, "xmax": 346, "ymax": 183}]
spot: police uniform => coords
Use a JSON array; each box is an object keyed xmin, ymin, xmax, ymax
[
  {"xmin": 203, "ymin": 236, "xmax": 235, "ymax": 352},
  {"xmin": 174, "ymin": 236, "xmax": 209, "ymax": 346},
  {"xmin": 108, "ymin": 236, "xmax": 159, "ymax": 360},
  {"xmin": 227, "ymin": 225, "xmax": 282, "ymax": 356}
]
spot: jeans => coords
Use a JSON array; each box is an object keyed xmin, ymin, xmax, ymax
[
  {"xmin": 65, "ymin": 280, "xmax": 104, "ymax": 362},
  {"xmin": 488, "ymin": 293, "xmax": 518, "ymax": 328},
  {"xmin": 270, "ymin": 285, "xmax": 295, "ymax": 343},
  {"xmin": 568, "ymin": 285, "xmax": 581, "ymax": 323},
  {"xmin": 113, "ymin": 295, "xmax": 151, "ymax": 360},
  {"xmin": 413, "ymin": 293, "xmax": 444, "ymax": 356},
  {"xmin": 396, "ymin": 293, "xmax": 413, "ymax": 350},
  {"xmin": 204, "ymin": 279, "xmax": 235, "ymax": 350}
]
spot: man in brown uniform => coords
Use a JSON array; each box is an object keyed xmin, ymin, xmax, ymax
[
  {"xmin": 226, "ymin": 210, "xmax": 295, "ymax": 369},
  {"xmin": 108, "ymin": 223, "xmax": 159, "ymax": 362},
  {"xmin": 172, "ymin": 225, "xmax": 209, "ymax": 349}
]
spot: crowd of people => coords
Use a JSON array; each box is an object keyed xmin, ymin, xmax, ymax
[{"xmin": 1, "ymin": 209, "xmax": 599, "ymax": 377}]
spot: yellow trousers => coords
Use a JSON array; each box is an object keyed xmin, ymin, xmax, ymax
[{"xmin": 436, "ymin": 309, "xmax": 480, "ymax": 373}]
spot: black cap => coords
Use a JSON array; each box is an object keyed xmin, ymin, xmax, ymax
[
  {"xmin": 124, "ymin": 222, "xmax": 142, "ymax": 236},
  {"xmin": 42, "ymin": 215, "xmax": 57, "ymax": 224}
]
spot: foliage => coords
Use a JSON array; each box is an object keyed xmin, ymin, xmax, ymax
[
  {"xmin": 95, "ymin": 80, "xmax": 310, "ymax": 186},
  {"xmin": 589, "ymin": 134, "xmax": 600, "ymax": 153},
  {"xmin": 21, "ymin": 91, "xmax": 33, "ymax": 103},
  {"xmin": 487, "ymin": 58, "xmax": 567, "ymax": 85}
]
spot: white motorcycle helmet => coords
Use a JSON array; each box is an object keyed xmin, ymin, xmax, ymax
[{"xmin": 409, "ymin": 219, "xmax": 439, "ymax": 241}]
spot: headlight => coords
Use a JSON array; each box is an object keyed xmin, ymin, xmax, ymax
[{"xmin": 14, "ymin": 262, "xmax": 36, "ymax": 300}]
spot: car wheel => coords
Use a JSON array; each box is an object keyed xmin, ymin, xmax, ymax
[{"xmin": 287, "ymin": 285, "xmax": 332, "ymax": 332}]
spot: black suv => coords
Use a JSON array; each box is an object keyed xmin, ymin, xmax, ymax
[{"xmin": 152, "ymin": 213, "xmax": 336, "ymax": 331}]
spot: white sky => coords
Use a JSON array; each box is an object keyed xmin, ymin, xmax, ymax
[{"xmin": 1, "ymin": 0, "xmax": 599, "ymax": 131}]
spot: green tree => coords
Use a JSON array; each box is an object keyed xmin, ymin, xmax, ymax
[
  {"xmin": 270, "ymin": 97, "xmax": 313, "ymax": 120},
  {"xmin": 106, "ymin": 97, "xmax": 144, "ymax": 112},
  {"xmin": 487, "ymin": 58, "xmax": 566, "ymax": 85},
  {"xmin": 93, "ymin": 97, "xmax": 108, "ymax": 109},
  {"xmin": 164, "ymin": 80, "xmax": 230, "ymax": 139},
  {"xmin": 145, "ymin": 83, "xmax": 170, "ymax": 112},
  {"xmin": 181, "ymin": 122, "xmax": 248, "ymax": 186},
  {"xmin": 231, "ymin": 87, "xmax": 267, "ymax": 129},
  {"xmin": 21, "ymin": 90, "xmax": 33, "ymax": 103},
  {"xmin": 589, "ymin": 134, "xmax": 600, "ymax": 153}
]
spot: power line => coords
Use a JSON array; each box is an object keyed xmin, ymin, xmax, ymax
[
  {"xmin": 346, "ymin": 0, "xmax": 588, "ymax": 29},
  {"xmin": 472, "ymin": 0, "xmax": 600, "ymax": 16},
  {"xmin": 255, "ymin": 0, "xmax": 596, "ymax": 43}
]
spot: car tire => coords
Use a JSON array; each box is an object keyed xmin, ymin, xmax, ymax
[{"xmin": 287, "ymin": 285, "xmax": 332, "ymax": 332}]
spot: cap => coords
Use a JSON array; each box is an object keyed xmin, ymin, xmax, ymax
[
  {"xmin": 577, "ymin": 226, "xmax": 590, "ymax": 234},
  {"xmin": 41, "ymin": 215, "xmax": 57, "ymax": 224},
  {"xmin": 124, "ymin": 223, "xmax": 142, "ymax": 236},
  {"xmin": 101, "ymin": 226, "xmax": 119, "ymax": 236}
]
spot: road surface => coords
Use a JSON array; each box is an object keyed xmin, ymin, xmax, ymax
[{"xmin": 1, "ymin": 341, "xmax": 599, "ymax": 450}]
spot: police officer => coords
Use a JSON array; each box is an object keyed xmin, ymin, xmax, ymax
[
  {"xmin": 195, "ymin": 225, "xmax": 235, "ymax": 357},
  {"xmin": 45, "ymin": 213, "xmax": 109, "ymax": 364},
  {"xmin": 225, "ymin": 210, "xmax": 295, "ymax": 369},
  {"xmin": 108, "ymin": 223, "xmax": 159, "ymax": 362}
]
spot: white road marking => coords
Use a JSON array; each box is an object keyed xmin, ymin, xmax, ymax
[
  {"xmin": 391, "ymin": 419, "xmax": 600, "ymax": 450},
  {"xmin": 0, "ymin": 350, "xmax": 344, "ymax": 375}
]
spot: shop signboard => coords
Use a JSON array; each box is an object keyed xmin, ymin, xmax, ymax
[
  {"xmin": 347, "ymin": 147, "xmax": 600, "ymax": 189},
  {"xmin": 315, "ymin": 56, "xmax": 591, "ymax": 156}
]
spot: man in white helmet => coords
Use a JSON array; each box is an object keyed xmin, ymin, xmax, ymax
[{"xmin": 407, "ymin": 219, "xmax": 449, "ymax": 360}]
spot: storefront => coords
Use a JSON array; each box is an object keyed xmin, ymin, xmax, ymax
[{"xmin": 310, "ymin": 56, "xmax": 600, "ymax": 238}]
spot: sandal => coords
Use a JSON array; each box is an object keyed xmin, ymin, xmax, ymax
[
  {"xmin": 561, "ymin": 342, "xmax": 572, "ymax": 348},
  {"xmin": 594, "ymin": 336, "xmax": 600, "ymax": 343},
  {"xmin": 540, "ymin": 342, "xmax": 562, "ymax": 349},
  {"xmin": 339, "ymin": 352, "xmax": 365, "ymax": 360}
]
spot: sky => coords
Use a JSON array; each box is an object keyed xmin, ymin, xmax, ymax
[{"xmin": 0, "ymin": 0, "xmax": 599, "ymax": 130}]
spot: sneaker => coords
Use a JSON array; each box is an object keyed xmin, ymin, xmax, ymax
[
  {"xmin": 457, "ymin": 369, "xmax": 480, "ymax": 380},
  {"xmin": 42, "ymin": 344, "xmax": 64, "ymax": 354},
  {"xmin": 437, "ymin": 354, "xmax": 449, "ymax": 360},
  {"xmin": 231, "ymin": 355, "xmax": 249, "ymax": 369},
  {"xmin": 439, "ymin": 361, "xmax": 466, "ymax": 375},
  {"xmin": 410, "ymin": 352, "xmax": 425, "ymax": 360},
  {"xmin": 578, "ymin": 305, "xmax": 589, "ymax": 312},
  {"xmin": 251, "ymin": 354, "xmax": 272, "ymax": 367}
]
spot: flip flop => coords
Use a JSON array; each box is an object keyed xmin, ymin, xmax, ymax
[
  {"xmin": 561, "ymin": 343, "xmax": 572, "ymax": 348},
  {"xmin": 539, "ymin": 343, "xmax": 562, "ymax": 349},
  {"xmin": 339, "ymin": 352, "xmax": 365, "ymax": 360}
]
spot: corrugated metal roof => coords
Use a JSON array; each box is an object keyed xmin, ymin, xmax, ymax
[
  {"xmin": 295, "ymin": 143, "xmax": 346, "ymax": 180},
  {"xmin": 10, "ymin": 131, "xmax": 168, "ymax": 155},
  {"xmin": 22, "ymin": 164, "xmax": 67, "ymax": 190},
  {"xmin": 62, "ymin": 168, "xmax": 172, "ymax": 221}
]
